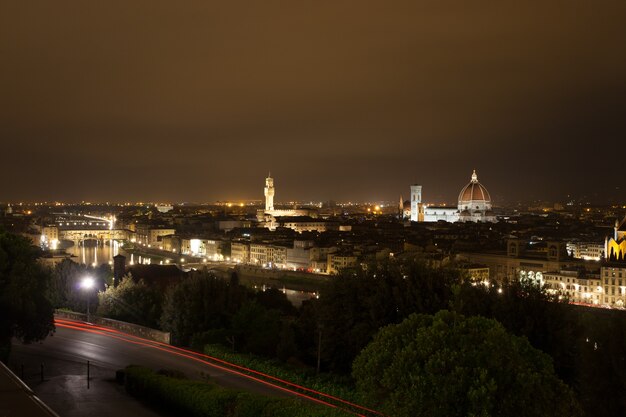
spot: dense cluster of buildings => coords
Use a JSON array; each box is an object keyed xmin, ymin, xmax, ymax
[{"xmin": 3, "ymin": 172, "xmax": 626, "ymax": 309}]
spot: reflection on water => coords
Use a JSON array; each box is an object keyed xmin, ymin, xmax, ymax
[
  {"xmin": 283, "ymin": 288, "xmax": 318, "ymax": 307},
  {"xmin": 64, "ymin": 240, "xmax": 122, "ymax": 266},
  {"xmin": 282, "ymin": 288, "xmax": 318, "ymax": 307},
  {"xmin": 252, "ymin": 285, "xmax": 318, "ymax": 307},
  {"xmin": 129, "ymin": 253, "xmax": 153, "ymax": 265},
  {"xmin": 63, "ymin": 243, "xmax": 318, "ymax": 306}
]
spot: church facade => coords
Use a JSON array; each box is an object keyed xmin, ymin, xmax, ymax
[
  {"xmin": 410, "ymin": 170, "xmax": 496, "ymax": 223},
  {"xmin": 605, "ymin": 217, "xmax": 626, "ymax": 262}
]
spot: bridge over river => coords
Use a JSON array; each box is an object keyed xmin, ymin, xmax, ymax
[{"xmin": 59, "ymin": 228, "xmax": 129, "ymax": 245}]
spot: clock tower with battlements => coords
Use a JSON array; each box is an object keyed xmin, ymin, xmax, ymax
[{"xmin": 264, "ymin": 173, "xmax": 275, "ymax": 212}]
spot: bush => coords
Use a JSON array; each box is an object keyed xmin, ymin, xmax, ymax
[
  {"xmin": 97, "ymin": 275, "xmax": 163, "ymax": 328},
  {"xmin": 123, "ymin": 365, "xmax": 351, "ymax": 417},
  {"xmin": 202, "ymin": 344, "xmax": 364, "ymax": 404},
  {"xmin": 190, "ymin": 328, "xmax": 234, "ymax": 351}
]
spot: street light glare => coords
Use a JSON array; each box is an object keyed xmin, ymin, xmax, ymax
[{"xmin": 81, "ymin": 277, "xmax": 95, "ymax": 289}]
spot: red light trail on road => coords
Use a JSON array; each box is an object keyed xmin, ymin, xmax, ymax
[{"xmin": 54, "ymin": 318, "xmax": 381, "ymax": 417}]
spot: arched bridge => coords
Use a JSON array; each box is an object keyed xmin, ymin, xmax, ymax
[{"xmin": 60, "ymin": 229, "xmax": 129, "ymax": 245}]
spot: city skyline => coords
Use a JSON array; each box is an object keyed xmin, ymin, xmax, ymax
[
  {"xmin": 3, "ymin": 3, "xmax": 626, "ymax": 417},
  {"xmin": 0, "ymin": 168, "xmax": 622, "ymax": 206},
  {"xmin": 2, "ymin": 1, "xmax": 625, "ymax": 203}
]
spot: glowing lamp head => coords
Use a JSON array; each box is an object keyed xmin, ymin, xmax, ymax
[{"xmin": 81, "ymin": 277, "xmax": 95, "ymax": 290}]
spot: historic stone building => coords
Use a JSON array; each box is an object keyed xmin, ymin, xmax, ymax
[
  {"xmin": 600, "ymin": 216, "xmax": 626, "ymax": 307},
  {"xmin": 605, "ymin": 216, "xmax": 626, "ymax": 261},
  {"xmin": 257, "ymin": 173, "xmax": 316, "ymax": 226},
  {"xmin": 410, "ymin": 170, "xmax": 496, "ymax": 223}
]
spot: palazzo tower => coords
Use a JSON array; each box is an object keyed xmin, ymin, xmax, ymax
[{"xmin": 264, "ymin": 173, "xmax": 275, "ymax": 212}]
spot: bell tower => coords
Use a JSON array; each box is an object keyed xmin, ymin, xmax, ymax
[
  {"xmin": 410, "ymin": 184, "xmax": 423, "ymax": 222},
  {"xmin": 264, "ymin": 173, "xmax": 275, "ymax": 212}
]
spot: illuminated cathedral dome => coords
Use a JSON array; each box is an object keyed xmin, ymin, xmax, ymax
[
  {"xmin": 409, "ymin": 169, "xmax": 496, "ymax": 223},
  {"xmin": 458, "ymin": 170, "xmax": 492, "ymax": 211}
]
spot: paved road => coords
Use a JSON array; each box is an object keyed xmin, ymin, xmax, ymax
[
  {"xmin": 10, "ymin": 319, "xmax": 374, "ymax": 417},
  {"xmin": 14, "ymin": 321, "xmax": 292, "ymax": 396},
  {"xmin": 8, "ymin": 320, "xmax": 292, "ymax": 417}
]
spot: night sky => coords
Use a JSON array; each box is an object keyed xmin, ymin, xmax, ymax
[{"xmin": 1, "ymin": 1, "xmax": 625, "ymax": 204}]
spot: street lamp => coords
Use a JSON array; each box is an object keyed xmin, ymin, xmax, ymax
[
  {"xmin": 81, "ymin": 277, "xmax": 95, "ymax": 322},
  {"xmin": 316, "ymin": 323, "xmax": 324, "ymax": 375}
]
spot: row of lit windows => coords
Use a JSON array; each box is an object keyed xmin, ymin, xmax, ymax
[
  {"xmin": 544, "ymin": 276, "xmax": 599, "ymax": 285},
  {"xmin": 604, "ymin": 297, "xmax": 624, "ymax": 305},
  {"xmin": 547, "ymin": 281, "xmax": 624, "ymax": 295}
]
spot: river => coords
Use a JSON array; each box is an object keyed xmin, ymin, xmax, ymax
[
  {"xmin": 63, "ymin": 240, "xmax": 123, "ymax": 267},
  {"xmin": 62, "ymin": 242, "xmax": 318, "ymax": 306}
]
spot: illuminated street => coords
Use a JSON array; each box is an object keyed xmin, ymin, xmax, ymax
[{"xmin": 9, "ymin": 319, "xmax": 370, "ymax": 416}]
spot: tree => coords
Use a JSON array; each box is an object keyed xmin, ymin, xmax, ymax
[
  {"xmin": 0, "ymin": 230, "xmax": 54, "ymax": 362},
  {"xmin": 160, "ymin": 271, "xmax": 249, "ymax": 345},
  {"xmin": 575, "ymin": 308, "xmax": 626, "ymax": 417},
  {"xmin": 48, "ymin": 258, "xmax": 108, "ymax": 313},
  {"xmin": 299, "ymin": 259, "xmax": 462, "ymax": 371},
  {"xmin": 451, "ymin": 279, "xmax": 581, "ymax": 386},
  {"xmin": 353, "ymin": 310, "xmax": 581, "ymax": 417},
  {"xmin": 231, "ymin": 301, "xmax": 282, "ymax": 356},
  {"xmin": 97, "ymin": 274, "xmax": 163, "ymax": 328},
  {"xmin": 255, "ymin": 287, "xmax": 297, "ymax": 316}
]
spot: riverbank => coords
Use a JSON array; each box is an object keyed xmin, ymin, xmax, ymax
[{"xmin": 234, "ymin": 265, "xmax": 330, "ymax": 293}]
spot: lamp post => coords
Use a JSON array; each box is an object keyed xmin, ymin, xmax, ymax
[
  {"xmin": 316, "ymin": 323, "xmax": 324, "ymax": 375},
  {"xmin": 81, "ymin": 277, "xmax": 95, "ymax": 322}
]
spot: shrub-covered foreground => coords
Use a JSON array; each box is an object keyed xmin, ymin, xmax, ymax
[
  {"xmin": 123, "ymin": 365, "xmax": 353, "ymax": 417},
  {"xmin": 202, "ymin": 344, "xmax": 364, "ymax": 405}
]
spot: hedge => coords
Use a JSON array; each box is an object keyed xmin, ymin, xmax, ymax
[
  {"xmin": 202, "ymin": 344, "xmax": 365, "ymax": 404},
  {"xmin": 123, "ymin": 365, "xmax": 352, "ymax": 417}
]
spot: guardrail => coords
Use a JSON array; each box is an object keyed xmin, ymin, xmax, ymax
[
  {"xmin": 54, "ymin": 310, "xmax": 171, "ymax": 344},
  {"xmin": 0, "ymin": 361, "xmax": 60, "ymax": 417}
]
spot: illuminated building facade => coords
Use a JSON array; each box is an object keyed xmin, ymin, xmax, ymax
[
  {"xmin": 264, "ymin": 174, "xmax": 274, "ymax": 212},
  {"xmin": 278, "ymin": 217, "xmax": 339, "ymax": 233},
  {"xmin": 605, "ymin": 217, "xmax": 626, "ymax": 262},
  {"xmin": 249, "ymin": 243, "xmax": 288, "ymax": 268},
  {"xmin": 409, "ymin": 185, "xmax": 424, "ymax": 222},
  {"xmin": 257, "ymin": 173, "xmax": 316, "ymax": 226},
  {"xmin": 135, "ymin": 226, "xmax": 176, "ymax": 246},
  {"xmin": 41, "ymin": 226, "xmax": 59, "ymax": 249},
  {"xmin": 543, "ymin": 268, "xmax": 603, "ymax": 305},
  {"xmin": 600, "ymin": 265, "xmax": 626, "ymax": 307},
  {"xmin": 600, "ymin": 216, "xmax": 626, "ymax": 307},
  {"xmin": 181, "ymin": 238, "xmax": 225, "ymax": 259},
  {"xmin": 231, "ymin": 241, "xmax": 250, "ymax": 263},
  {"xmin": 155, "ymin": 204, "xmax": 173, "ymax": 213},
  {"xmin": 327, "ymin": 253, "xmax": 358, "ymax": 274},
  {"xmin": 459, "ymin": 239, "xmax": 579, "ymax": 284},
  {"xmin": 456, "ymin": 262, "xmax": 490, "ymax": 283},
  {"xmin": 566, "ymin": 241, "xmax": 604, "ymax": 261},
  {"xmin": 410, "ymin": 170, "xmax": 496, "ymax": 223}
]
